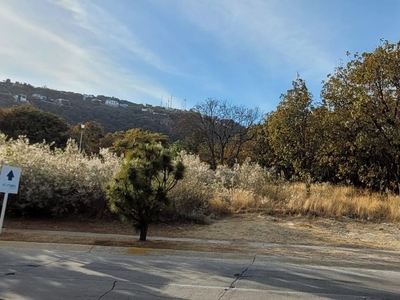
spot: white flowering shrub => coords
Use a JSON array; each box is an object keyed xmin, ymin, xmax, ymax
[
  {"xmin": 0, "ymin": 137, "xmax": 296, "ymax": 220},
  {"xmin": 167, "ymin": 152, "xmax": 215, "ymax": 221},
  {"xmin": 168, "ymin": 152, "xmax": 275, "ymax": 220},
  {"xmin": 0, "ymin": 135, "xmax": 122, "ymax": 216}
]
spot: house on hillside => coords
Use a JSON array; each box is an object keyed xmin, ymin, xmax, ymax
[
  {"xmin": 119, "ymin": 103, "xmax": 129, "ymax": 108},
  {"xmin": 83, "ymin": 94, "xmax": 94, "ymax": 100},
  {"xmin": 32, "ymin": 93, "xmax": 47, "ymax": 101},
  {"xmin": 55, "ymin": 98, "xmax": 70, "ymax": 106},
  {"xmin": 105, "ymin": 99, "xmax": 119, "ymax": 107},
  {"xmin": 142, "ymin": 108, "xmax": 154, "ymax": 113},
  {"xmin": 13, "ymin": 94, "xmax": 28, "ymax": 103}
]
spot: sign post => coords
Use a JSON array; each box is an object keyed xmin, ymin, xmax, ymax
[{"xmin": 0, "ymin": 165, "xmax": 21, "ymax": 234}]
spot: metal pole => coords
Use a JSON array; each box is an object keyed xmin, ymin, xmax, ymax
[
  {"xmin": 0, "ymin": 193, "xmax": 9, "ymax": 234},
  {"xmin": 79, "ymin": 124, "xmax": 85, "ymax": 152},
  {"xmin": 79, "ymin": 130, "xmax": 83, "ymax": 152}
]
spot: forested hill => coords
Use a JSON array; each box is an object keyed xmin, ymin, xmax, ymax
[{"xmin": 0, "ymin": 80, "xmax": 186, "ymax": 141}]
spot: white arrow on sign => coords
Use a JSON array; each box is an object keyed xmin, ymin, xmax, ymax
[
  {"xmin": 0, "ymin": 165, "xmax": 21, "ymax": 194},
  {"xmin": 0, "ymin": 165, "xmax": 22, "ymax": 234}
]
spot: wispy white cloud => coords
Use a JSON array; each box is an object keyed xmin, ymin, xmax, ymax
[
  {"xmin": 0, "ymin": 0, "xmax": 172, "ymax": 103},
  {"xmin": 49, "ymin": 0, "xmax": 183, "ymax": 75},
  {"xmin": 171, "ymin": 0, "xmax": 334, "ymax": 79},
  {"xmin": 1, "ymin": 0, "xmax": 397, "ymax": 113},
  {"xmin": 150, "ymin": 0, "xmax": 341, "ymax": 101}
]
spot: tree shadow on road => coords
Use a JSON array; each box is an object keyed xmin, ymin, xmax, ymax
[{"xmin": 1, "ymin": 246, "xmax": 400, "ymax": 300}]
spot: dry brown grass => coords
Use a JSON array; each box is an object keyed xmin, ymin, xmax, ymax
[
  {"xmin": 285, "ymin": 183, "xmax": 400, "ymax": 222},
  {"xmin": 208, "ymin": 188, "xmax": 269, "ymax": 215},
  {"xmin": 205, "ymin": 182, "xmax": 400, "ymax": 222},
  {"xmin": 168, "ymin": 153, "xmax": 400, "ymax": 222}
]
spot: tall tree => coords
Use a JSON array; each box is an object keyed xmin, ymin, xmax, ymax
[
  {"xmin": 68, "ymin": 121, "xmax": 104, "ymax": 154},
  {"xmin": 107, "ymin": 143, "xmax": 185, "ymax": 241},
  {"xmin": 246, "ymin": 121, "xmax": 277, "ymax": 169},
  {"xmin": 267, "ymin": 76, "xmax": 317, "ymax": 192},
  {"xmin": 179, "ymin": 98, "xmax": 261, "ymax": 169},
  {"xmin": 322, "ymin": 40, "xmax": 400, "ymax": 192},
  {"xmin": 108, "ymin": 128, "xmax": 169, "ymax": 157},
  {"xmin": 0, "ymin": 105, "xmax": 69, "ymax": 147}
]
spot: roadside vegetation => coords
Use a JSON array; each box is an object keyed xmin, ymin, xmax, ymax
[
  {"xmin": 1, "ymin": 135, "xmax": 399, "ymax": 226},
  {"xmin": 2, "ymin": 39, "xmax": 400, "ymax": 239}
]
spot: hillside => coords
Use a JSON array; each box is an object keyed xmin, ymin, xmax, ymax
[{"xmin": 0, "ymin": 80, "xmax": 186, "ymax": 141}]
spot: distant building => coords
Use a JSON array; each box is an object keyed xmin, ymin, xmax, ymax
[
  {"xmin": 32, "ymin": 93, "xmax": 47, "ymax": 101},
  {"xmin": 91, "ymin": 98, "xmax": 102, "ymax": 103},
  {"xmin": 13, "ymin": 94, "xmax": 28, "ymax": 103},
  {"xmin": 105, "ymin": 99, "xmax": 119, "ymax": 107},
  {"xmin": 55, "ymin": 98, "xmax": 70, "ymax": 106},
  {"xmin": 119, "ymin": 103, "xmax": 129, "ymax": 108},
  {"xmin": 83, "ymin": 94, "xmax": 94, "ymax": 100},
  {"xmin": 142, "ymin": 108, "xmax": 154, "ymax": 113}
]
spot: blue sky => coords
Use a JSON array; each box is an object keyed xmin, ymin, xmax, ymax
[{"xmin": 1, "ymin": 0, "xmax": 399, "ymax": 113}]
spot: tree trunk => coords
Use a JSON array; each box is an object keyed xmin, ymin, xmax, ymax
[
  {"xmin": 139, "ymin": 223, "xmax": 149, "ymax": 241},
  {"xmin": 305, "ymin": 173, "xmax": 311, "ymax": 197},
  {"xmin": 305, "ymin": 182, "xmax": 311, "ymax": 197},
  {"xmin": 396, "ymin": 163, "xmax": 400, "ymax": 195}
]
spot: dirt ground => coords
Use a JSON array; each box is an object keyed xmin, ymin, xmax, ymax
[{"xmin": 2, "ymin": 213, "xmax": 400, "ymax": 251}]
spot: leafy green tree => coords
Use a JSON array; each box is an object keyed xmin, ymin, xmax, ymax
[
  {"xmin": 109, "ymin": 128, "xmax": 169, "ymax": 157},
  {"xmin": 107, "ymin": 143, "xmax": 185, "ymax": 241},
  {"xmin": 0, "ymin": 105, "xmax": 69, "ymax": 147},
  {"xmin": 322, "ymin": 40, "xmax": 400, "ymax": 192},
  {"xmin": 249, "ymin": 118, "xmax": 279, "ymax": 169},
  {"xmin": 68, "ymin": 121, "xmax": 104, "ymax": 154},
  {"xmin": 99, "ymin": 131, "xmax": 125, "ymax": 149},
  {"xmin": 267, "ymin": 76, "xmax": 317, "ymax": 193}
]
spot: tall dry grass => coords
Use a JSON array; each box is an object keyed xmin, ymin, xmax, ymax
[
  {"xmin": 169, "ymin": 152, "xmax": 400, "ymax": 222},
  {"xmin": 286, "ymin": 183, "xmax": 400, "ymax": 222}
]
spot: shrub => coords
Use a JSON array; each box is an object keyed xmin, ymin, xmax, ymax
[
  {"xmin": 0, "ymin": 135, "xmax": 122, "ymax": 216},
  {"xmin": 167, "ymin": 152, "xmax": 215, "ymax": 222},
  {"xmin": 107, "ymin": 143, "xmax": 185, "ymax": 241},
  {"xmin": 169, "ymin": 153, "xmax": 274, "ymax": 219}
]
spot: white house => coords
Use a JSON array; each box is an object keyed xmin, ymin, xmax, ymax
[
  {"xmin": 83, "ymin": 94, "xmax": 94, "ymax": 100},
  {"xmin": 105, "ymin": 99, "xmax": 119, "ymax": 107},
  {"xmin": 32, "ymin": 93, "xmax": 47, "ymax": 101},
  {"xmin": 142, "ymin": 108, "xmax": 154, "ymax": 113},
  {"xmin": 55, "ymin": 98, "xmax": 70, "ymax": 106},
  {"xmin": 13, "ymin": 94, "xmax": 28, "ymax": 102}
]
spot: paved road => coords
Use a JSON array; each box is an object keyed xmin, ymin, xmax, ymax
[{"xmin": 0, "ymin": 242, "xmax": 399, "ymax": 300}]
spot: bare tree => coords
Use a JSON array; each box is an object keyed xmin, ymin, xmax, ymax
[{"xmin": 179, "ymin": 98, "xmax": 262, "ymax": 169}]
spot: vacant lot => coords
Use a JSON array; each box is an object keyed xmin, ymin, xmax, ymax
[{"xmin": 2, "ymin": 213, "xmax": 400, "ymax": 251}]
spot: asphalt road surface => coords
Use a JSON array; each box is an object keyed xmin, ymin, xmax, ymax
[{"xmin": 0, "ymin": 242, "xmax": 399, "ymax": 300}]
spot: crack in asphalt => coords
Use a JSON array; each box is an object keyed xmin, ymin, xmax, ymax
[
  {"xmin": 218, "ymin": 254, "xmax": 257, "ymax": 300},
  {"xmin": 0, "ymin": 265, "xmax": 40, "ymax": 278},
  {"xmin": 0, "ymin": 247, "xmax": 94, "ymax": 279},
  {"xmin": 98, "ymin": 280, "xmax": 117, "ymax": 300}
]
